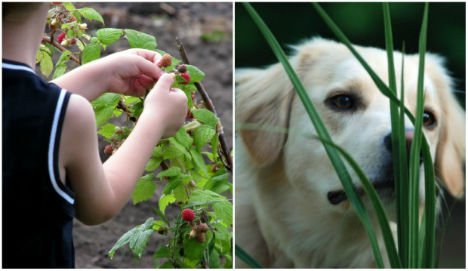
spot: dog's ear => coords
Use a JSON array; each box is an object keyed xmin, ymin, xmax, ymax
[
  {"xmin": 236, "ymin": 64, "xmax": 294, "ymax": 167},
  {"xmin": 426, "ymin": 55, "xmax": 465, "ymax": 198},
  {"xmin": 236, "ymin": 38, "xmax": 342, "ymax": 167}
]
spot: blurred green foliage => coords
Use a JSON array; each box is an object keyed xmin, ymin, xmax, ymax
[{"xmin": 236, "ymin": 2, "xmax": 465, "ymax": 107}]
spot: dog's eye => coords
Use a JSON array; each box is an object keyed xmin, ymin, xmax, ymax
[
  {"xmin": 326, "ymin": 94, "xmax": 355, "ymax": 111},
  {"xmin": 423, "ymin": 110, "xmax": 436, "ymax": 128}
]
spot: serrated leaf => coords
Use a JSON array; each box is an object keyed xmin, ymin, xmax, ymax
[
  {"xmin": 97, "ymin": 28, "xmax": 123, "ymax": 45},
  {"xmin": 129, "ymin": 229, "xmax": 153, "ymax": 258},
  {"xmin": 82, "ymin": 41, "xmax": 101, "ymax": 64},
  {"xmin": 63, "ymin": 2, "xmax": 75, "ymax": 11},
  {"xmin": 213, "ymin": 200, "xmax": 232, "ymax": 226},
  {"xmin": 163, "ymin": 138, "xmax": 191, "ymax": 160},
  {"xmin": 189, "ymin": 189, "xmax": 224, "ymax": 204},
  {"xmin": 108, "ymin": 227, "xmax": 138, "ymax": 259},
  {"xmin": 132, "ymin": 174, "xmax": 156, "ymax": 204},
  {"xmin": 97, "ymin": 123, "xmax": 116, "ymax": 139},
  {"xmin": 78, "ymin": 7, "xmax": 104, "ymax": 24},
  {"xmin": 183, "ymin": 237, "xmax": 207, "ymax": 261},
  {"xmin": 36, "ymin": 49, "xmax": 44, "ymax": 63},
  {"xmin": 157, "ymin": 167, "xmax": 181, "ymax": 178},
  {"xmin": 152, "ymin": 220, "xmax": 164, "ymax": 231},
  {"xmin": 130, "ymin": 101, "xmax": 143, "ymax": 118},
  {"xmin": 39, "ymin": 53, "xmax": 53, "ymax": 77},
  {"xmin": 190, "ymin": 147, "xmax": 207, "ymax": 173},
  {"xmin": 209, "ymin": 249, "xmax": 221, "ymax": 268},
  {"xmin": 153, "ymin": 246, "xmax": 171, "ymax": 259},
  {"xmin": 145, "ymin": 157, "xmax": 162, "ymax": 172},
  {"xmin": 186, "ymin": 65, "xmax": 205, "ymax": 82},
  {"xmin": 52, "ymin": 50, "xmax": 70, "ymax": 79},
  {"xmin": 173, "ymin": 184, "xmax": 188, "ymax": 203},
  {"xmin": 152, "ymin": 145, "xmax": 163, "ymax": 158},
  {"xmin": 192, "ymin": 109, "xmax": 218, "ymax": 128},
  {"xmin": 92, "ymin": 93, "xmax": 121, "ymax": 127},
  {"xmin": 159, "ymin": 193, "xmax": 176, "ymax": 213},
  {"xmin": 162, "ymin": 178, "xmax": 182, "ymax": 195},
  {"xmin": 212, "ymin": 223, "xmax": 230, "ymax": 241},
  {"xmin": 193, "ymin": 125, "xmax": 216, "ymax": 151},
  {"xmin": 125, "ymin": 29, "xmax": 156, "ymax": 50},
  {"xmin": 108, "ymin": 217, "xmax": 155, "ymax": 259},
  {"xmin": 175, "ymin": 128, "xmax": 193, "ymax": 148}
]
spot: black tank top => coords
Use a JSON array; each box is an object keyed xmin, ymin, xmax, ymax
[{"xmin": 2, "ymin": 59, "xmax": 75, "ymax": 268}]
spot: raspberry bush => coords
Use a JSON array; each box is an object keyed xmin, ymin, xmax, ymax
[{"xmin": 39, "ymin": 3, "xmax": 232, "ymax": 268}]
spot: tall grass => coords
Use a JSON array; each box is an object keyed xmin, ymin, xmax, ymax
[{"xmin": 236, "ymin": 2, "xmax": 437, "ymax": 268}]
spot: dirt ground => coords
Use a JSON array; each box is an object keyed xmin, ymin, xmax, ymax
[{"xmin": 67, "ymin": 2, "xmax": 233, "ymax": 268}]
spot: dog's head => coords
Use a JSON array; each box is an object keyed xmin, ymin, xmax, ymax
[{"xmin": 236, "ymin": 38, "xmax": 465, "ymax": 212}]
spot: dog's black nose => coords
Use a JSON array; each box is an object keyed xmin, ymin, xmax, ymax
[{"xmin": 383, "ymin": 131, "xmax": 422, "ymax": 163}]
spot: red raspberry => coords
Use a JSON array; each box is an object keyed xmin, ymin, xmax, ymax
[
  {"xmin": 181, "ymin": 209, "xmax": 195, "ymax": 222},
  {"xmin": 57, "ymin": 32, "xmax": 66, "ymax": 44},
  {"xmin": 158, "ymin": 54, "xmax": 172, "ymax": 68},
  {"xmin": 70, "ymin": 38, "xmax": 76, "ymax": 45},
  {"xmin": 180, "ymin": 73, "xmax": 190, "ymax": 85}
]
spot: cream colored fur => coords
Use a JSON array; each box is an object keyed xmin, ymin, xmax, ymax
[{"xmin": 235, "ymin": 38, "xmax": 465, "ymax": 268}]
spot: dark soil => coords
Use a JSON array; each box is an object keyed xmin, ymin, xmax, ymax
[{"xmin": 67, "ymin": 2, "xmax": 232, "ymax": 268}]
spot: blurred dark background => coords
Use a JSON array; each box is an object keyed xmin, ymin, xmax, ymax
[{"xmin": 236, "ymin": 2, "xmax": 465, "ymax": 268}]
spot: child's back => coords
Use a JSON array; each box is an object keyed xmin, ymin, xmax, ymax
[{"xmin": 3, "ymin": 60, "xmax": 75, "ymax": 267}]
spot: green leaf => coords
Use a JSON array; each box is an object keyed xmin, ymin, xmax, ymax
[
  {"xmin": 145, "ymin": 157, "xmax": 162, "ymax": 172},
  {"xmin": 186, "ymin": 65, "xmax": 205, "ymax": 82},
  {"xmin": 175, "ymin": 128, "xmax": 193, "ymax": 149},
  {"xmin": 39, "ymin": 52, "xmax": 53, "ymax": 77},
  {"xmin": 159, "ymin": 193, "xmax": 176, "ymax": 213},
  {"xmin": 213, "ymin": 200, "xmax": 232, "ymax": 226},
  {"xmin": 193, "ymin": 125, "xmax": 216, "ymax": 151},
  {"xmin": 97, "ymin": 123, "xmax": 116, "ymax": 139},
  {"xmin": 153, "ymin": 246, "xmax": 171, "ymax": 259},
  {"xmin": 63, "ymin": 2, "xmax": 75, "ymax": 11},
  {"xmin": 152, "ymin": 220, "xmax": 165, "ymax": 231},
  {"xmin": 162, "ymin": 178, "xmax": 182, "ymax": 195},
  {"xmin": 125, "ymin": 29, "xmax": 157, "ymax": 50},
  {"xmin": 91, "ymin": 93, "xmax": 121, "ymax": 127},
  {"xmin": 183, "ymin": 237, "xmax": 207, "ymax": 261},
  {"xmin": 131, "ymin": 174, "xmax": 156, "ymax": 204},
  {"xmin": 97, "ymin": 28, "xmax": 123, "ymax": 45},
  {"xmin": 129, "ymin": 229, "xmax": 153, "ymax": 258},
  {"xmin": 190, "ymin": 147, "xmax": 207, "ymax": 173},
  {"xmin": 52, "ymin": 51, "xmax": 70, "ymax": 79},
  {"xmin": 163, "ymin": 138, "xmax": 191, "ymax": 160},
  {"xmin": 76, "ymin": 39, "xmax": 85, "ymax": 51},
  {"xmin": 108, "ymin": 218, "xmax": 155, "ymax": 259},
  {"xmin": 130, "ymin": 101, "xmax": 143, "ymax": 118},
  {"xmin": 82, "ymin": 41, "xmax": 101, "ymax": 64},
  {"xmin": 152, "ymin": 145, "xmax": 164, "ymax": 158},
  {"xmin": 157, "ymin": 167, "xmax": 181, "ymax": 178},
  {"xmin": 189, "ymin": 189, "xmax": 224, "ymax": 204},
  {"xmin": 192, "ymin": 109, "xmax": 218, "ymax": 128},
  {"xmin": 77, "ymin": 7, "xmax": 104, "ymax": 24},
  {"xmin": 212, "ymin": 223, "xmax": 230, "ymax": 241},
  {"xmin": 209, "ymin": 249, "xmax": 221, "ymax": 268}
]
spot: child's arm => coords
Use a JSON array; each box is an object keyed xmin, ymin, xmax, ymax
[
  {"xmin": 59, "ymin": 73, "xmax": 188, "ymax": 225},
  {"xmin": 52, "ymin": 49, "xmax": 164, "ymax": 101}
]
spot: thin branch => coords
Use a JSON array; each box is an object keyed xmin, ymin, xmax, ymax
[
  {"xmin": 42, "ymin": 36, "xmax": 81, "ymax": 64},
  {"xmin": 176, "ymin": 38, "xmax": 232, "ymax": 171}
]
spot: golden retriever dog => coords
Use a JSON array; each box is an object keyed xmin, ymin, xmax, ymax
[{"xmin": 235, "ymin": 37, "xmax": 465, "ymax": 268}]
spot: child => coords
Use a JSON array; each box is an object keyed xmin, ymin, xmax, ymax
[{"xmin": 3, "ymin": 3, "xmax": 188, "ymax": 267}]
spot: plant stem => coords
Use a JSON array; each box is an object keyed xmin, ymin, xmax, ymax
[
  {"xmin": 176, "ymin": 38, "xmax": 232, "ymax": 171},
  {"xmin": 41, "ymin": 36, "xmax": 81, "ymax": 64}
]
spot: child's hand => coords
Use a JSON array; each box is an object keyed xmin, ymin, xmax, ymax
[
  {"xmin": 143, "ymin": 73, "xmax": 188, "ymax": 137},
  {"xmin": 98, "ymin": 48, "xmax": 164, "ymax": 97}
]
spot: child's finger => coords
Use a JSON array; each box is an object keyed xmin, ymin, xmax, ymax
[
  {"xmin": 135, "ymin": 57, "xmax": 164, "ymax": 80},
  {"xmin": 137, "ymin": 74, "xmax": 155, "ymax": 90},
  {"xmin": 154, "ymin": 73, "xmax": 175, "ymax": 92},
  {"xmin": 130, "ymin": 48, "xmax": 162, "ymax": 65}
]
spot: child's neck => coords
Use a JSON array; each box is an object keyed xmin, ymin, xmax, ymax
[{"xmin": 3, "ymin": 4, "xmax": 49, "ymax": 68}]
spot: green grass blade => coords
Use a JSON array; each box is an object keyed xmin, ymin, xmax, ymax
[
  {"xmin": 235, "ymin": 245, "xmax": 263, "ymax": 268},
  {"xmin": 422, "ymin": 136, "xmax": 436, "ymax": 267},
  {"xmin": 316, "ymin": 136, "xmax": 401, "ymax": 267},
  {"xmin": 398, "ymin": 43, "xmax": 410, "ymax": 268},
  {"xmin": 408, "ymin": 3, "xmax": 428, "ymax": 267},
  {"xmin": 243, "ymin": 2, "xmax": 384, "ymax": 267},
  {"xmin": 382, "ymin": 4, "xmax": 405, "ymax": 266}
]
